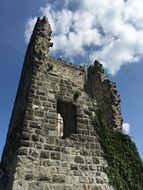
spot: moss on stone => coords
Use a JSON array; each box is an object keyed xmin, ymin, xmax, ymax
[{"xmin": 93, "ymin": 111, "xmax": 143, "ymax": 190}]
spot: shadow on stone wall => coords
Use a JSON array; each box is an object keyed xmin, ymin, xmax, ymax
[{"xmin": 0, "ymin": 163, "xmax": 8, "ymax": 189}]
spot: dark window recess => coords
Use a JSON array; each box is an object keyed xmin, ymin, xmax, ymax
[{"xmin": 57, "ymin": 101, "xmax": 77, "ymax": 138}]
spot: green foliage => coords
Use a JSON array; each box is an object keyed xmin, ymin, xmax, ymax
[{"xmin": 93, "ymin": 111, "xmax": 143, "ymax": 190}]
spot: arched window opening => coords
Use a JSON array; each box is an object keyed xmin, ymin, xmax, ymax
[{"xmin": 57, "ymin": 100, "xmax": 77, "ymax": 138}]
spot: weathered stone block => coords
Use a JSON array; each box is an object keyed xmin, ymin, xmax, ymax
[
  {"xmin": 38, "ymin": 174, "xmax": 52, "ymax": 182},
  {"xmin": 74, "ymin": 156, "xmax": 84, "ymax": 163},
  {"xmin": 70, "ymin": 163, "xmax": 78, "ymax": 170},
  {"xmin": 34, "ymin": 111, "xmax": 44, "ymax": 117},
  {"xmin": 40, "ymin": 151, "xmax": 50, "ymax": 159},
  {"xmin": 79, "ymin": 164, "xmax": 88, "ymax": 171},
  {"xmin": 32, "ymin": 134, "xmax": 39, "ymax": 141},
  {"xmin": 93, "ymin": 157, "xmax": 100, "ymax": 164},
  {"xmin": 51, "ymin": 152, "xmax": 61, "ymax": 160},
  {"xmin": 21, "ymin": 132, "xmax": 31, "ymax": 140},
  {"xmin": 53, "ymin": 175, "xmax": 65, "ymax": 183},
  {"xmin": 25, "ymin": 173, "xmax": 34, "ymax": 181},
  {"xmin": 18, "ymin": 148, "xmax": 28, "ymax": 156}
]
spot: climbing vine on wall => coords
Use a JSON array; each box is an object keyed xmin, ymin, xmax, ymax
[{"xmin": 93, "ymin": 111, "xmax": 143, "ymax": 190}]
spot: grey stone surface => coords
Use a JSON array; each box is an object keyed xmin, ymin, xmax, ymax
[{"xmin": 0, "ymin": 16, "xmax": 123, "ymax": 189}]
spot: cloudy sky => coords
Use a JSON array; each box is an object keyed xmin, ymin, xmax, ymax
[{"xmin": 0, "ymin": 0, "xmax": 143, "ymax": 159}]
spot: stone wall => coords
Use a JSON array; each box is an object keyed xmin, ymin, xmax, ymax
[
  {"xmin": 85, "ymin": 62, "xmax": 122, "ymax": 130},
  {"xmin": 11, "ymin": 61, "xmax": 112, "ymax": 189},
  {"xmin": 0, "ymin": 17, "xmax": 122, "ymax": 190},
  {"xmin": 1, "ymin": 16, "xmax": 53, "ymax": 189}
]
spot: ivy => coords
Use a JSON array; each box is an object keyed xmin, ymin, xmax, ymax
[{"xmin": 93, "ymin": 111, "xmax": 143, "ymax": 190}]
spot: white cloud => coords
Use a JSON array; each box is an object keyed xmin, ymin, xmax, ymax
[
  {"xmin": 24, "ymin": 17, "xmax": 37, "ymax": 43},
  {"xmin": 122, "ymin": 122, "xmax": 130, "ymax": 134},
  {"xmin": 24, "ymin": 0, "xmax": 143, "ymax": 75}
]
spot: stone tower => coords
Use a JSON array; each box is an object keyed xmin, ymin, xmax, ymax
[{"xmin": 0, "ymin": 17, "xmax": 122, "ymax": 190}]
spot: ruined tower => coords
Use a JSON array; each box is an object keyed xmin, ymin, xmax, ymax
[{"xmin": 0, "ymin": 17, "xmax": 123, "ymax": 190}]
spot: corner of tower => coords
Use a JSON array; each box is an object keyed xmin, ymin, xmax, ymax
[{"xmin": 27, "ymin": 16, "xmax": 53, "ymax": 56}]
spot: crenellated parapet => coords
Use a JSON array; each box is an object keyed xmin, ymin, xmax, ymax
[{"xmin": 86, "ymin": 60, "xmax": 122, "ymax": 130}]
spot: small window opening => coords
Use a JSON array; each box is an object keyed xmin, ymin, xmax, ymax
[{"xmin": 56, "ymin": 100, "xmax": 77, "ymax": 138}]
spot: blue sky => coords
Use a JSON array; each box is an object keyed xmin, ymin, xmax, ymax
[{"xmin": 0, "ymin": 0, "xmax": 143, "ymax": 159}]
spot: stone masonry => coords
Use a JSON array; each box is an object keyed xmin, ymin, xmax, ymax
[{"xmin": 0, "ymin": 17, "xmax": 122, "ymax": 190}]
